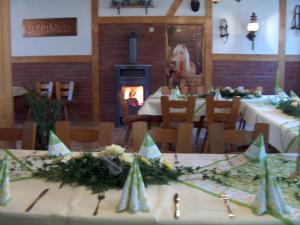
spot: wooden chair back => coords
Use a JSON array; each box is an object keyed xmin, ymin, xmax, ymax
[
  {"xmin": 205, "ymin": 95, "xmax": 241, "ymax": 130},
  {"xmin": 36, "ymin": 81, "xmax": 54, "ymax": 99},
  {"xmin": 55, "ymin": 121, "xmax": 114, "ymax": 149},
  {"xmin": 208, "ymin": 123, "xmax": 269, "ymax": 153},
  {"xmin": 55, "ymin": 81, "xmax": 74, "ymax": 101},
  {"xmin": 132, "ymin": 121, "xmax": 193, "ymax": 153},
  {"xmin": 0, "ymin": 122, "xmax": 37, "ymax": 149},
  {"xmin": 162, "ymin": 86, "xmax": 171, "ymax": 95},
  {"xmin": 161, "ymin": 95, "xmax": 196, "ymax": 129}
]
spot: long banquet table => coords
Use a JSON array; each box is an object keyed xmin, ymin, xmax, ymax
[
  {"xmin": 138, "ymin": 93, "xmax": 299, "ymax": 153},
  {"xmin": 0, "ymin": 150, "xmax": 286, "ymax": 225}
]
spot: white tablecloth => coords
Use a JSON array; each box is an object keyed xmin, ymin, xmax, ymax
[
  {"xmin": 241, "ymin": 97, "xmax": 299, "ymax": 153},
  {"xmin": 0, "ymin": 150, "xmax": 283, "ymax": 225},
  {"xmin": 138, "ymin": 93, "xmax": 299, "ymax": 153}
]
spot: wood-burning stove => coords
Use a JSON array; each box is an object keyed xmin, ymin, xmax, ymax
[{"xmin": 115, "ymin": 64, "xmax": 152, "ymax": 126}]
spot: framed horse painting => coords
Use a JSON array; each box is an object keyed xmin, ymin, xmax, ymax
[{"xmin": 166, "ymin": 24, "xmax": 204, "ymax": 90}]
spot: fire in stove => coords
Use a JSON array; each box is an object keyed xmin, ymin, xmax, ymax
[{"xmin": 122, "ymin": 86, "xmax": 144, "ymax": 107}]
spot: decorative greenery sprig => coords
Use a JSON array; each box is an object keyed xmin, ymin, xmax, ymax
[
  {"xmin": 26, "ymin": 91, "xmax": 63, "ymax": 150},
  {"xmin": 277, "ymin": 100, "xmax": 300, "ymax": 117},
  {"xmin": 33, "ymin": 153, "xmax": 201, "ymax": 193}
]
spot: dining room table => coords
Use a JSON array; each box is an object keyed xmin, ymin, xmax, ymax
[
  {"xmin": 138, "ymin": 89, "xmax": 299, "ymax": 153},
  {"xmin": 0, "ymin": 149, "xmax": 299, "ymax": 225}
]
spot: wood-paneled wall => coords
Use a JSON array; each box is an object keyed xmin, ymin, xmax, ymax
[{"xmin": 0, "ymin": 0, "xmax": 14, "ymax": 127}]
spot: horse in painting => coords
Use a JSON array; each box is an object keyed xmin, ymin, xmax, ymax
[{"xmin": 169, "ymin": 44, "xmax": 196, "ymax": 86}]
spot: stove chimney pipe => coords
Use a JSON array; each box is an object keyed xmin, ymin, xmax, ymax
[{"xmin": 129, "ymin": 32, "xmax": 138, "ymax": 64}]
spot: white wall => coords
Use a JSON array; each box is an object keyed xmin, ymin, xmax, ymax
[
  {"xmin": 99, "ymin": 0, "xmax": 174, "ymax": 16},
  {"xmin": 99, "ymin": 0, "xmax": 205, "ymax": 17},
  {"xmin": 286, "ymin": 0, "xmax": 300, "ymax": 55},
  {"xmin": 10, "ymin": 0, "xmax": 92, "ymax": 56},
  {"xmin": 10, "ymin": 0, "xmax": 300, "ymax": 56},
  {"xmin": 212, "ymin": 0, "xmax": 279, "ymax": 54}
]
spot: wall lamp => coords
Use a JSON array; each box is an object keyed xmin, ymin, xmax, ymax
[
  {"xmin": 220, "ymin": 18, "xmax": 229, "ymax": 42},
  {"xmin": 246, "ymin": 12, "xmax": 259, "ymax": 50}
]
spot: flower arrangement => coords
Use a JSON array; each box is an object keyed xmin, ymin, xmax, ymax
[
  {"xmin": 34, "ymin": 148, "xmax": 201, "ymax": 193},
  {"xmin": 204, "ymin": 86, "xmax": 260, "ymax": 99},
  {"xmin": 277, "ymin": 99, "xmax": 300, "ymax": 117}
]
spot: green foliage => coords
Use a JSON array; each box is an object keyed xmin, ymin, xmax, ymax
[
  {"xmin": 277, "ymin": 100, "xmax": 300, "ymax": 117},
  {"xmin": 33, "ymin": 153, "xmax": 201, "ymax": 193},
  {"xmin": 26, "ymin": 91, "xmax": 63, "ymax": 150}
]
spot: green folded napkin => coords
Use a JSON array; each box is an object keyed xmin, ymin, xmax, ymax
[
  {"xmin": 138, "ymin": 133, "xmax": 161, "ymax": 160},
  {"xmin": 117, "ymin": 156, "xmax": 150, "ymax": 214},
  {"xmin": 290, "ymin": 90, "xmax": 300, "ymax": 101},
  {"xmin": 214, "ymin": 88, "xmax": 223, "ymax": 100},
  {"xmin": 171, "ymin": 85, "xmax": 181, "ymax": 100},
  {"xmin": 277, "ymin": 88, "xmax": 289, "ymax": 99},
  {"xmin": 244, "ymin": 135, "xmax": 290, "ymax": 217},
  {"xmin": 48, "ymin": 131, "xmax": 71, "ymax": 157},
  {"xmin": 0, "ymin": 154, "xmax": 11, "ymax": 205}
]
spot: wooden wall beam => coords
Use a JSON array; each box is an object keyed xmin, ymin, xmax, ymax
[
  {"xmin": 11, "ymin": 55, "xmax": 92, "ymax": 63},
  {"xmin": 278, "ymin": 0, "xmax": 287, "ymax": 88},
  {"xmin": 97, "ymin": 16, "xmax": 206, "ymax": 24},
  {"xmin": 212, "ymin": 54, "xmax": 279, "ymax": 61},
  {"xmin": 166, "ymin": 0, "xmax": 183, "ymax": 16},
  {"xmin": 286, "ymin": 55, "xmax": 300, "ymax": 62},
  {"xmin": 92, "ymin": 0, "xmax": 100, "ymax": 122},
  {"xmin": 204, "ymin": 0, "xmax": 213, "ymax": 91},
  {"xmin": 0, "ymin": 0, "xmax": 14, "ymax": 127}
]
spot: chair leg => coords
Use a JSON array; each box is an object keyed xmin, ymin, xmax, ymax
[
  {"xmin": 194, "ymin": 127, "xmax": 202, "ymax": 145},
  {"xmin": 64, "ymin": 105, "xmax": 69, "ymax": 121},
  {"xmin": 123, "ymin": 125, "xmax": 131, "ymax": 148},
  {"xmin": 201, "ymin": 131, "xmax": 208, "ymax": 153}
]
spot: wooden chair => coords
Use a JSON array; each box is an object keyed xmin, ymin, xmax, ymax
[
  {"xmin": 55, "ymin": 121, "xmax": 114, "ymax": 150},
  {"xmin": 208, "ymin": 122, "xmax": 269, "ymax": 153},
  {"xmin": 55, "ymin": 81, "xmax": 75, "ymax": 120},
  {"xmin": 36, "ymin": 81, "xmax": 54, "ymax": 99},
  {"xmin": 161, "ymin": 95, "xmax": 196, "ymax": 129},
  {"xmin": 132, "ymin": 121, "xmax": 193, "ymax": 153},
  {"xmin": 198, "ymin": 96, "xmax": 241, "ymax": 152},
  {"xmin": 0, "ymin": 122, "xmax": 37, "ymax": 149},
  {"xmin": 118, "ymin": 90, "xmax": 152, "ymax": 147}
]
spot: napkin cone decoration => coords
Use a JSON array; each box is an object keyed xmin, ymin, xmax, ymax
[
  {"xmin": 171, "ymin": 86, "xmax": 181, "ymax": 100},
  {"xmin": 48, "ymin": 131, "xmax": 70, "ymax": 157},
  {"xmin": 277, "ymin": 87, "xmax": 289, "ymax": 99},
  {"xmin": 244, "ymin": 135, "xmax": 290, "ymax": 217},
  {"xmin": 117, "ymin": 156, "xmax": 150, "ymax": 214},
  {"xmin": 138, "ymin": 133, "xmax": 161, "ymax": 160},
  {"xmin": 0, "ymin": 154, "xmax": 11, "ymax": 205},
  {"xmin": 214, "ymin": 89, "xmax": 223, "ymax": 100},
  {"xmin": 290, "ymin": 90, "xmax": 300, "ymax": 101}
]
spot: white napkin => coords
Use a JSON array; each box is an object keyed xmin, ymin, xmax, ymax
[
  {"xmin": 117, "ymin": 157, "xmax": 150, "ymax": 214},
  {"xmin": 0, "ymin": 154, "xmax": 11, "ymax": 205},
  {"xmin": 138, "ymin": 133, "xmax": 161, "ymax": 160},
  {"xmin": 48, "ymin": 131, "xmax": 71, "ymax": 157}
]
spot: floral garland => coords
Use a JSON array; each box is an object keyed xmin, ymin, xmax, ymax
[
  {"xmin": 34, "ymin": 145, "xmax": 201, "ymax": 193},
  {"xmin": 202, "ymin": 87, "xmax": 261, "ymax": 99},
  {"xmin": 277, "ymin": 99, "xmax": 300, "ymax": 117}
]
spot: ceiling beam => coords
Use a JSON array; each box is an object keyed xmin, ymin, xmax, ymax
[
  {"xmin": 97, "ymin": 16, "xmax": 206, "ymax": 24},
  {"xmin": 92, "ymin": 0, "xmax": 100, "ymax": 122},
  {"xmin": 166, "ymin": 0, "xmax": 183, "ymax": 16}
]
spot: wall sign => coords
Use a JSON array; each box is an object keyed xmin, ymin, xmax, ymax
[{"xmin": 23, "ymin": 18, "xmax": 77, "ymax": 37}]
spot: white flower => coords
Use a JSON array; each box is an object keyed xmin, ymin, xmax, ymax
[
  {"xmin": 291, "ymin": 101, "xmax": 299, "ymax": 108},
  {"xmin": 98, "ymin": 144, "xmax": 125, "ymax": 157},
  {"xmin": 119, "ymin": 154, "xmax": 134, "ymax": 164}
]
